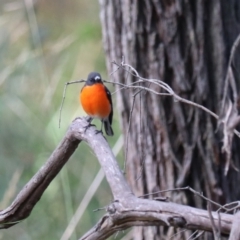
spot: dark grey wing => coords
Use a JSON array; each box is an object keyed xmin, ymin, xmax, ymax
[{"xmin": 104, "ymin": 86, "xmax": 113, "ymax": 124}]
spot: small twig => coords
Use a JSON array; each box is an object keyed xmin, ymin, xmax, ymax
[
  {"xmin": 139, "ymin": 186, "xmax": 228, "ymax": 211},
  {"xmin": 111, "ymin": 61, "xmax": 240, "ymax": 139},
  {"xmin": 93, "ymin": 206, "xmax": 107, "ymax": 212},
  {"xmin": 116, "ymin": 62, "xmax": 216, "ymax": 118},
  {"xmin": 123, "ymin": 68, "xmax": 133, "ymax": 173},
  {"xmin": 186, "ymin": 230, "xmax": 199, "ymax": 240},
  {"xmin": 110, "ymin": 65, "xmax": 121, "ymax": 76},
  {"xmin": 168, "ymin": 228, "xmax": 188, "ymax": 239},
  {"xmin": 218, "ymin": 212, "xmax": 222, "ymax": 239},
  {"xmin": 207, "ymin": 203, "xmax": 220, "ymax": 240},
  {"xmin": 187, "ymin": 230, "xmax": 204, "ymax": 240},
  {"xmin": 217, "ymin": 201, "xmax": 240, "ymax": 214},
  {"xmin": 113, "ymin": 61, "xmax": 174, "ymax": 94},
  {"xmin": 221, "ymin": 33, "xmax": 240, "ymax": 111},
  {"xmin": 58, "ymin": 79, "xmax": 85, "ymax": 128}
]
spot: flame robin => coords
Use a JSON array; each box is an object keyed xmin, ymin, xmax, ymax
[{"xmin": 80, "ymin": 72, "xmax": 114, "ymax": 136}]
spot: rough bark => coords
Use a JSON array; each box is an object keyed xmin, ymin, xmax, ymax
[{"xmin": 99, "ymin": 0, "xmax": 240, "ymax": 239}]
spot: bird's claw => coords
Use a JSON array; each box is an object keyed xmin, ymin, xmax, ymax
[
  {"xmin": 83, "ymin": 123, "xmax": 96, "ymax": 133},
  {"xmin": 95, "ymin": 129, "xmax": 103, "ymax": 135}
]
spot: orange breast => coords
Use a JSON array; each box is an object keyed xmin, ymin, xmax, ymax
[{"xmin": 80, "ymin": 83, "xmax": 111, "ymax": 119}]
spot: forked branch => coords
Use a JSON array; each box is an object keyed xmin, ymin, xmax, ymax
[{"xmin": 0, "ymin": 117, "xmax": 235, "ymax": 239}]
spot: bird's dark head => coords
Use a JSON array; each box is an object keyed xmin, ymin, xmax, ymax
[{"xmin": 86, "ymin": 72, "xmax": 102, "ymax": 85}]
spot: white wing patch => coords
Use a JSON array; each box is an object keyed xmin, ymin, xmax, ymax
[{"xmin": 95, "ymin": 76, "xmax": 101, "ymax": 80}]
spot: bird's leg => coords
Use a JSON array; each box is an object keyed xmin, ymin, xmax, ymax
[
  {"xmin": 95, "ymin": 120, "xmax": 104, "ymax": 135},
  {"xmin": 83, "ymin": 117, "xmax": 95, "ymax": 133},
  {"xmin": 86, "ymin": 116, "xmax": 93, "ymax": 123}
]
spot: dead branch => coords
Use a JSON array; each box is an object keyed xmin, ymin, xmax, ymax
[
  {"xmin": 229, "ymin": 211, "xmax": 240, "ymax": 240},
  {"xmin": 80, "ymin": 198, "xmax": 233, "ymax": 240},
  {"xmin": 0, "ymin": 117, "xmax": 235, "ymax": 239},
  {"xmin": 59, "ymin": 79, "xmax": 85, "ymax": 128},
  {"xmin": 207, "ymin": 203, "xmax": 220, "ymax": 240},
  {"xmin": 0, "ymin": 120, "xmax": 81, "ymax": 228},
  {"xmin": 109, "ymin": 60, "xmax": 240, "ymax": 140}
]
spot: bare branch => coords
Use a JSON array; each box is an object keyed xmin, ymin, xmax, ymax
[
  {"xmin": 0, "ymin": 118, "xmax": 235, "ymax": 239},
  {"xmin": 0, "ymin": 119, "xmax": 81, "ymax": 228},
  {"xmin": 229, "ymin": 211, "xmax": 240, "ymax": 240},
  {"xmin": 139, "ymin": 186, "xmax": 227, "ymax": 211},
  {"xmin": 60, "ymin": 135, "xmax": 124, "ymax": 240},
  {"xmin": 110, "ymin": 60, "xmax": 240, "ymax": 140},
  {"xmin": 221, "ymin": 33, "xmax": 240, "ymax": 111},
  {"xmin": 207, "ymin": 203, "xmax": 220, "ymax": 240},
  {"xmin": 187, "ymin": 230, "xmax": 204, "ymax": 240},
  {"xmin": 218, "ymin": 33, "xmax": 240, "ymax": 174},
  {"xmin": 0, "ymin": 117, "xmax": 131, "ymax": 229},
  {"xmin": 59, "ymin": 79, "xmax": 85, "ymax": 128},
  {"xmin": 79, "ymin": 198, "xmax": 233, "ymax": 240}
]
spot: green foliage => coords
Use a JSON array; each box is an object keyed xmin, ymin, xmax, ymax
[{"xmin": 0, "ymin": 1, "xmax": 123, "ymax": 239}]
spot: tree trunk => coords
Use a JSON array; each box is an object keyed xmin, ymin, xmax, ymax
[{"xmin": 99, "ymin": 0, "xmax": 240, "ymax": 239}]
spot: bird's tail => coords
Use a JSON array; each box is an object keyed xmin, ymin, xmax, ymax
[{"xmin": 104, "ymin": 120, "xmax": 114, "ymax": 136}]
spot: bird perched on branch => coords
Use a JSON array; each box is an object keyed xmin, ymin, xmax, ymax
[{"xmin": 80, "ymin": 72, "xmax": 114, "ymax": 136}]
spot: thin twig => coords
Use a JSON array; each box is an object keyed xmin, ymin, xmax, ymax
[
  {"xmin": 58, "ymin": 79, "xmax": 85, "ymax": 128},
  {"xmin": 217, "ymin": 201, "xmax": 240, "ymax": 214},
  {"xmin": 221, "ymin": 33, "xmax": 240, "ymax": 112},
  {"xmin": 168, "ymin": 228, "xmax": 188, "ymax": 239},
  {"xmin": 186, "ymin": 230, "xmax": 199, "ymax": 240},
  {"xmin": 124, "ymin": 87, "xmax": 136, "ymax": 172},
  {"xmin": 207, "ymin": 203, "xmax": 220, "ymax": 240},
  {"xmin": 187, "ymin": 230, "xmax": 204, "ymax": 240},
  {"xmin": 111, "ymin": 61, "xmax": 240, "ymax": 139},
  {"xmin": 139, "ymin": 186, "xmax": 228, "ymax": 211},
  {"xmin": 218, "ymin": 212, "xmax": 222, "ymax": 239}
]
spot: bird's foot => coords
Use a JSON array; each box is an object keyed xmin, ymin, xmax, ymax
[
  {"xmin": 86, "ymin": 116, "xmax": 93, "ymax": 123},
  {"xmin": 95, "ymin": 129, "xmax": 103, "ymax": 135},
  {"xmin": 83, "ymin": 123, "xmax": 96, "ymax": 133},
  {"xmin": 94, "ymin": 129, "xmax": 106, "ymax": 140}
]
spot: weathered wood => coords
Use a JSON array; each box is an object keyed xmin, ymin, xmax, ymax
[
  {"xmin": 80, "ymin": 198, "xmax": 233, "ymax": 240},
  {"xmin": 99, "ymin": 0, "xmax": 240, "ymax": 238},
  {"xmin": 229, "ymin": 211, "xmax": 240, "ymax": 240},
  {"xmin": 0, "ymin": 117, "xmax": 235, "ymax": 240},
  {"xmin": 0, "ymin": 120, "xmax": 80, "ymax": 228}
]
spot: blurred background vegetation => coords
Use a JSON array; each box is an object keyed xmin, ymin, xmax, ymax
[{"xmin": 0, "ymin": 0, "xmax": 125, "ymax": 239}]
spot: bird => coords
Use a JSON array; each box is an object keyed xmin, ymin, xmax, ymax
[{"xmin": 80, "ymin": 72, "xmax": 114, "ymax": 136}]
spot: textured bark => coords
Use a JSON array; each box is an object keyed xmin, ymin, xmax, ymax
[{"xmin": 99, "ymin": 0, "xmax": 240, "ymax": 239}]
